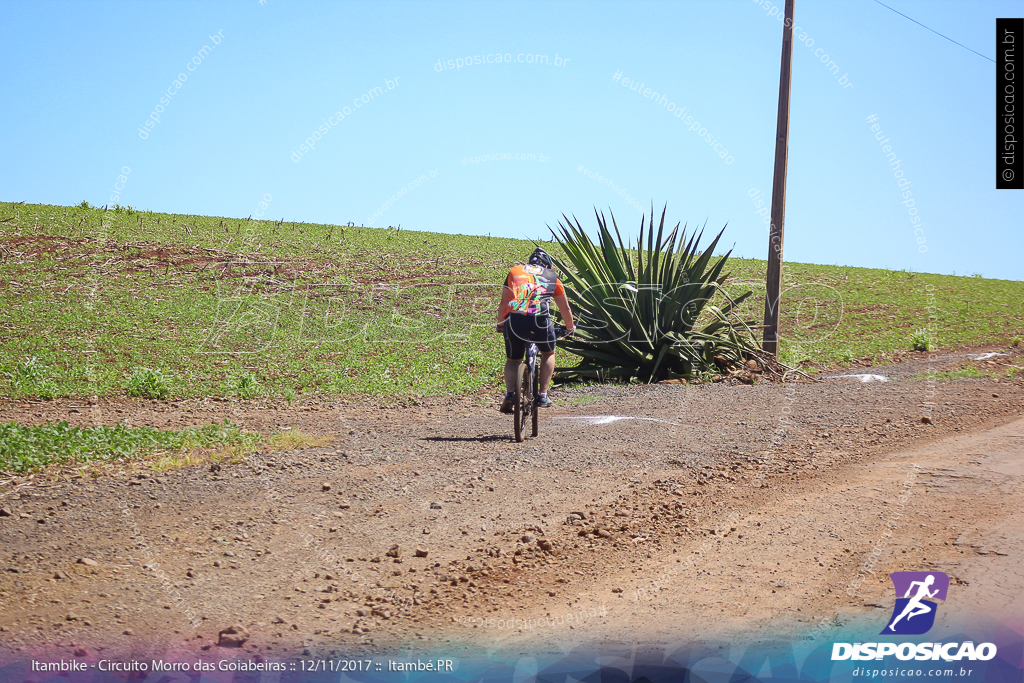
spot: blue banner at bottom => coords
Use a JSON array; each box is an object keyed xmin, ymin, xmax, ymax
[{"xmin": 1, "ymin": 626, "xmax": 1021, "ymax": 683}]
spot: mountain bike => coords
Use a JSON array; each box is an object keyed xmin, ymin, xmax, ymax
[{"xmin": 513, "ymin": 324, "xmax": 569, "ymax": 443}]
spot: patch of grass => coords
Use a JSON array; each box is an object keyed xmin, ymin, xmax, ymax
[
  {"xmin": 564, "ymin": 395, "xmax": 604, "ymax": 406},
  {"xmin": 126, "ymin": 367, "xmax": 172, "ymax": 400},
  {"xmin": 266, "ymin": 429, "xmax": 332, "ymax": 450},
  {"xmin": 0, "ymin": 420, "xmax": 261, "ymax": 473},
  {"xmin": 1, "ymin": 200, "xmax": 1022, "ymax": 399},
  {"xmin": 909, "ymin": 367, "xmax": 988, "ymax": 381},
  {"xmin": 148, "ymin": 428, "xmax": 328, "ymax": 472}
]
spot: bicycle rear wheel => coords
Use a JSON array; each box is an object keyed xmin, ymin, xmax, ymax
[
  {"xmin": 513, "ymin": 364, "xmax": 529, "ymax": 442},
  {"xmin": 531, "ymin": 362, "xmax": 540, "ymax": 437}
]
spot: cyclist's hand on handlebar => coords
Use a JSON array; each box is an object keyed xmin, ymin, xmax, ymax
[{"xmin": 495, "ymin": 321, "xmax": 505, "ymax": 334}]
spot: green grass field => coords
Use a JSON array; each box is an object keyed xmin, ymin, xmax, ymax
[
  {"xmin": 2, "ymin": 200, "xmax": 1022, "ymax": 401},
  {"xmin": 0, "ymin": 420, "xmax": 260, "ymax": 473}
]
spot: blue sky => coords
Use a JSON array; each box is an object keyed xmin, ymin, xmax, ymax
[{"xmin": 1, "ymin": 0, "xmax": 1019, "ymax": 280}]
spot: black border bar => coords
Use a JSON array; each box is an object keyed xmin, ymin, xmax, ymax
[{"xmin": 997, "ymin": 18, "xmax": 1023, "ymax": 189}]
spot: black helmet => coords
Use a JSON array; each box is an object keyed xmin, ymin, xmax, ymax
[{"xmin": 528, "ymin": 247, "xmax": 553, "ymax": 269}]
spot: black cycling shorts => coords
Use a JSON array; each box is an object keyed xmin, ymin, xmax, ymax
[{"xmin": 504, "ymin": 313, "xmax": 556, "ymax": 358}]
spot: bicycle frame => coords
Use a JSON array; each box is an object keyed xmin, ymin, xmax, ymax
[{"xmin": 508, "ymin": 322, "xmax": 566, "ymax": 442}]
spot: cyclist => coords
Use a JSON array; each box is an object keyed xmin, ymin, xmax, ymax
[{"xmin": 495, "ymin": 247, "xmax": 576, "ymax": 413}]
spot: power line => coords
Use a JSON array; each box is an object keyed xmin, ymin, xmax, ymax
[{"xmin": 871, "ymin": 0, "xmax": 995, "ymax": 63}]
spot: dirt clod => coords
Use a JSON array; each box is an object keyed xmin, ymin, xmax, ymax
[{"xmin": 218, "ymin": 625, "xmax": 250, "ymax": 647}]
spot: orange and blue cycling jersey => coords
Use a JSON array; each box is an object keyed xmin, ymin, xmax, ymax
[{"xmin": 502, "ymin": 264, "xmax": 564, "ymax": 318}]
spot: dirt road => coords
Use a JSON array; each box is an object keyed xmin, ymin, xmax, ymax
[{"xmin": 1, "ymin": 347, "xmax": 1022, "ymax": 668}]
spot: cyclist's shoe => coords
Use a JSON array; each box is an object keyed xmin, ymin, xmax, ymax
[
  {"xmin": 536, "ymin": 393, "xmax": 553, "ymax": 408},
  {"xmin": 499, "ymin": 392, "xmax": 516, "ymax": 414}
]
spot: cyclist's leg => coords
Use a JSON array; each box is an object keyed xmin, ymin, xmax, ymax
[
  {"xmin": 503, "ymin": 358, "xmax": 522, "ymax": 393},
  {"xmin": 502, "ymin": 316, "xmax": 527, "ymax": 412},
  {"xmin": 539, "ymin": 351, "xmax": 556, "ymax": 393},
  {"xmin": 536, "ymin": 316, "xmax": 557, "ymax": 395},
  {"xmin": 504, "ymin": 317, "xmax": 527, "ymax": 385}
]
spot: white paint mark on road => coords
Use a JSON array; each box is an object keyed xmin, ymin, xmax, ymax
[
  {"xmin": 974, "ymin": 352, "xmax": 1008, "ymax": 361},
  {"xmin": 827, "ymin": 374, "xmax": 889, "ymax": 383},
  {"xmin": 552, "ymin": 415, "xmax": 681, "ymax": 426}
]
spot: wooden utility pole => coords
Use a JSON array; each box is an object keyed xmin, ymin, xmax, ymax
[{"xmin": 762, "ymin": 0, "xmax": 795, "ymax": 356}]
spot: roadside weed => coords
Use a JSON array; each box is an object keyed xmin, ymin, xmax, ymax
[
  {"xmin": 909, "ymin": 329, "xmax": 933, "ymax": 352},
  {"xmin": 234, "ymin": 373, "xmax": 263, "ymax": 400},
  {"xmin": 8, "ymin": 356, "xmax": 45, "ymax": 383},
  {"xmin": 126, "ymin": 367, "xmax": 172, "ymax": 400},
  {"xmin": 3, "ymin": 356, "xmax": 58, "ymax": 399}
]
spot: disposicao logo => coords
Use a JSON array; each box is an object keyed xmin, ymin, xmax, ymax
[
  {"xmin": 831, "ymin": 570, "xmax": 998, "ymax": 662},
  {"xmin": 882, "ymin": 571, "xmax": 948, "ymax": 635}
]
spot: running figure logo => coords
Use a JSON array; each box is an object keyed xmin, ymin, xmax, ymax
[{"xmin": 881, "ymin": 571, "xmax": 949, "ymax": 635}]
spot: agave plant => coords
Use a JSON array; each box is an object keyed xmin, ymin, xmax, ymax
[{"xmin": 550, "ymin": 205, "xmax": 760, "ymax": 383}]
